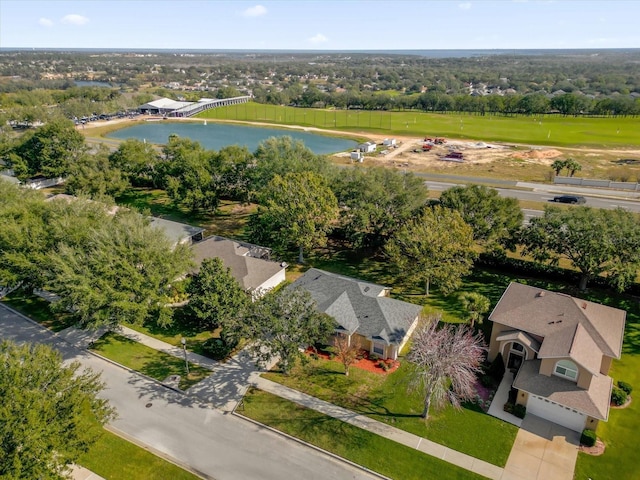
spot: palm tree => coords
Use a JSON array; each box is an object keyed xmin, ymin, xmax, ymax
[
  {"xmin": 551, "ymin": 159, "xmax": 567, "ymax": 176},
  {"xmin": 459, "ymin": 292, "xmax": 491, "ymax": 328},
  {"xmin": 565, "ymin": 158, "xmax": 582, "ymax": 177}
]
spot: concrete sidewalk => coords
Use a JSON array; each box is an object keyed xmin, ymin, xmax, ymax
[
  {"xmin": 70, "ymin": 464, "xmax": 105, "ymax": 480},
  {"xmin": 252, "ymin": 376, "xmax": 504, "ymax": 480},
  {"xmin": 116, "ymin": 325, "xmax": 219, "ymax": 370},
  {"xmin": 86, "ymin": 326, "xmax": 506, "ymax": 478},
  {"xmin": 487, "ymin": 371, "xmax": 523, "ymax": 427}
]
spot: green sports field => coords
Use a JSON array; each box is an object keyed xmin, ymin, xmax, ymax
[{"xmin": 198, "ymin": 102, "xmax": 640, "ymax": 148}]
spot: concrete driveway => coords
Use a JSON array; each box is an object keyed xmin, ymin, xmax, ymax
[{"xmin": 502, "ymin": 414, "xmax": 579, "ymax": 480}]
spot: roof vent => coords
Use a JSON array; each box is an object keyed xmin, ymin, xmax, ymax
[
  {"xmin": 537, "ymin": 291, "xmax": 545, "ymax": 297},
  {"xmin": 364, "ymin": 286, "xmax": 370, "ymax": 292},
  {"xmin": 582, "ymin": 302, "xmax": 587, "ymax": 309}
]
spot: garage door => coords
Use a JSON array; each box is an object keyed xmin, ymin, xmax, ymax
[{"xmin": 526, "ymin": 394, "xmax": 586, "ymax": 432}]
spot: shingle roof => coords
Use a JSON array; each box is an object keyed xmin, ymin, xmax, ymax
[
  {"xmin": 489, "ymin": 282, "xmax": 625, "ymax": 360},
  {"xmin": 291, "ymin": 268, "xmax": 422, "ymax": 346},
  {"xmin": 496, "ymin": 330, "xmax": 541, "ymax": 353},
  {"xmin": 149, "ymin": 217, "xmax": 205, "ymax": 246},
  {"xmin": 514, "ymin": 359, "xmax": 612, "ymax": 420},
  {"xmin": 190, "ymin": 235, "xmax": 285, "ymax": 292}
]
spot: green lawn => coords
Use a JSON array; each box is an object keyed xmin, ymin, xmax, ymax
[
  {"xmin": 263, "ymin": 358, "xmax": 517, "ymax": 467},
  {"xmin": 90, "ymin": 332, "xmax": 211, "ymax": 390},
  {"xmin": 79, "ymin": 429, "xmax": 202, "ymax": 480},
  {"xmin": 240, "ymin": 388, "xmax": 487, "ymax": 480},
  {"xmin": 2, "ymin": 290, "xmax": 75, "ymax": 332},
  {"xmin": 116, "ymin": 188, "xmax": 254, "ymax": 239},
  {"xmin": 573, "ymin": 301, "xmax": 640, "ymax": 480},
  {"xmin": 199, "ymin": 102, "xmax": 640, "ymax": 148}
]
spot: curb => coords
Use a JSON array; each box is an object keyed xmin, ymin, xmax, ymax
[
  {"xmin": 0, "ymin": 302, "xmax": 189, "ymax": 396},
  {"xmin": 232, "ymin": 408, "xmax": 391, "ymax": 480},
  {"xmin": 105, "ymin": 425, "xmax": 214, "ymax": 480}
]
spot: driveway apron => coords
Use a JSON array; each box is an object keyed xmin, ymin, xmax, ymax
[{"xmin": 501, "ymin": 414, "xmax": 579, "ymax": 480}]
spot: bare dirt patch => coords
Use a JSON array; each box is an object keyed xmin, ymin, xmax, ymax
[{"xmin": 338, "ymin": 137, "xmax": 557, "ymax": 172}]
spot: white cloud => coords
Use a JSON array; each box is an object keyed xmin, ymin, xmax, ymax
[
  {"xmin": 61, "ymin": 14, "xmax": 89, "ymax": 26},
  {"xmin": 242, "ymin": 5, "xmax": 267, "ymax": 17},
  {"xmin": 309, "ymin": 33, "xmax": 328, "ymax": 45},
  {"xmin": 458, "ymin": 2, "xmax": 472, "ymax": 10},
  {"xmin": 39, "ymin": 18, "xmax": 53, "ymax": 27}
]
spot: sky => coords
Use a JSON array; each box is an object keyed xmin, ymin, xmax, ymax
[{"xmin": 1, "ymin": 0, "xmax": 639, "ymax": 51}]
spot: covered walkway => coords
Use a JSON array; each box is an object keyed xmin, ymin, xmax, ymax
[{"xmin": 170, "ymin": 96, "xmax": 251, "ymax": 117}]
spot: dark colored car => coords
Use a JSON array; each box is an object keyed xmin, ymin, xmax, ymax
[{"xmin": 552, "ymin": 195, "xmax": 586, "ymax": 204}]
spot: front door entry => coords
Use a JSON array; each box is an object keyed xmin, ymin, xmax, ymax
[{"xmin": 507, "ymin": 352, "xmax": 523, "ymax": 371}]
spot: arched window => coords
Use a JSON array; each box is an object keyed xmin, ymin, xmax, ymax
[{"xmin": 554, "ymin": 360, "xmax": 578, "ymax": 381}]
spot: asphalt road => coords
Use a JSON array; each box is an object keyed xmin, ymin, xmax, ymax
[
  {"xmin": 424, "ymin": 180, "xmax": 640, "ymax": 214},
  {"xmin": 0, "ymin": 305, "xmax": 379, "ymax": 480}
]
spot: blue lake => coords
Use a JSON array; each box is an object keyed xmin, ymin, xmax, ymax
[
  {"xmin": 74, "ymin": 80, "xmax": 115, "ymax": 88},
  {"xmin": 107, "ymin": 122, "xmax": 358, "ymax": 154}
]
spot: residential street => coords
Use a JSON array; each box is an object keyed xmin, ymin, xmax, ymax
[{"xmin": 0, "ymin": 304, "xmax": 379, "ymax": 480}]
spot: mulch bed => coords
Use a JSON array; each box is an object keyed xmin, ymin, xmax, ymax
[
  {"xmin": 305, "ymin": 347, "xmax": 400, "ymax": 375},
  {"xmin": 610, "ymin": 395, "xmax": 632, "ymax": 409},
  {"xmin": 579, "ymin": 439, "xmax": 605, "ymax": 456}
]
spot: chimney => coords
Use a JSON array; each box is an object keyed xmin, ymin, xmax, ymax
[
  {"xmin": 582, "ymin": 302, "xmax": 587, "ymax": 309},
  {"xmin": 537, "ymin": 291, "xmax": 545, "ymax": 297}
]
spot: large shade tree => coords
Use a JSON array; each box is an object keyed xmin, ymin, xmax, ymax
[
  {"xmin": 439, "ymin": 184, "xmax": 523, "ymax": 252},
  {"xmin": 10, "ymin": 119, "xmax": 86, "ymax": 179},
  {"xmin": 521, "ymin": 206, "xmax": 640, "ymax": 291},
  {"xmin": 247, "ymin": 171, "xmax": 338, "ymax": 264},
  {"xmin": 65, "ymin": 146, "xmax": 130, "ymax": 199},
  {"xmin": 385, "ymin": 206, "xmax": 476, "ymax": 296},
  {"xmin": 160, "ymin": 135, "xmax": 219, "ymax": 213},
  {"xmin": 0, "ymin": 180, "xmax": 49, "ymax": 289},
  {"xmin": 46, "ymin": 208, "xmax": 193, "ymax": 329},
  {"xmin": 108, "ymin": 138, "xmax": 161, "ymax": 187},
  {"xmin": 186, "ymin": 257, "xmax": 249, "ymax": 332},
  {"xmin": 331, "ymin": 167, "xmax": 428, "ymax": 249},
  {"xmin": 0, "ymin": 340, "xmax": 115, "ymax": 479},
  {"xmin": 249, "ymin": 136, "xmax": 334, "ymax": 196},
  {"xmin": 408, "ymin": 315, "xmax": 486, "ymax": 421},
  {"xmin": 239, "ymin": 287, "xmax": 335, "ymax": 374}
]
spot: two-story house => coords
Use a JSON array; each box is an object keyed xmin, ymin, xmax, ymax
[{"xmin": 488, "ymin": 282, "xmax": 626, "ymax": 432}]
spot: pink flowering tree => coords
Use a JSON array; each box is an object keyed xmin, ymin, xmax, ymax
[{"xmin": 408, "ymin": 314, "xmax": 486, "ymax": 421}]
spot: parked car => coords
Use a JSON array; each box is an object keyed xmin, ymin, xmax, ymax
[{"xmin": 552, "ymin": 195, "xmax": 586, "ymax": 204}]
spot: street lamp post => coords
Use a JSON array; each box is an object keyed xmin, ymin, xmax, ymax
[{"xmin": 181, "ymin": 337, "xmax": 189, "ymax": 375}]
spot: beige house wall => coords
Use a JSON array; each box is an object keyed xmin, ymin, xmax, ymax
[
  {"xmin": 516, "ymin": 390, "xmax": 528, "ymax": 407},
  {"xmin": 488, "ymin": 323, "xmax": 510, "ymax": 361},
  {"xmin": 600, "ymin": 356, "xmax": 613, "ymax": 375},
  {"xmin": 539, "ymin": 357, "xmax": 594, "ymax": 389},
  {"xmin": 539, "ymin": 358, "xmax": 554, "ymax": 376},
  {"xmin": 396, "ymin": 316, "xmax": 420, "ymax": 356},
  {"xmin": 577, "ymin": 370, "xmax": 593, "ymax": 389},
  {"xmin": 585, "ymin": 416, "xmax": 600, "ymax": 431},
  {"xmin": 489, "ymin": 323, "xmax": 538, "ymax": 364}
]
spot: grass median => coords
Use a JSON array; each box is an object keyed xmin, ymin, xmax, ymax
[
  {"xmin": 90, "ymin": 332, "xmax": 211, "ymax": 390},
  {"xmin": 239, "ymin": 388, "xmax": 487, "ymax": 480},
  {"xmin": 79, "ymin": 428, "xmax": 203, "ymax": 480}
]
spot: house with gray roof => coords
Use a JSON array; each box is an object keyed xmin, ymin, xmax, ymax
[
  {"xmin": 291, "ymin": 268, "xmax": 423, "ymax": 360},
  {"xmin": 488, "ymin": 282, "xmax": 626, "ymax": 432},
  {"xmin": 190, "ymin": 235, "xmax": 286, "ymax": 297},
  {"xmin": 149, "ymin": 217, "xmax": 204, "ymax": 248}
]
